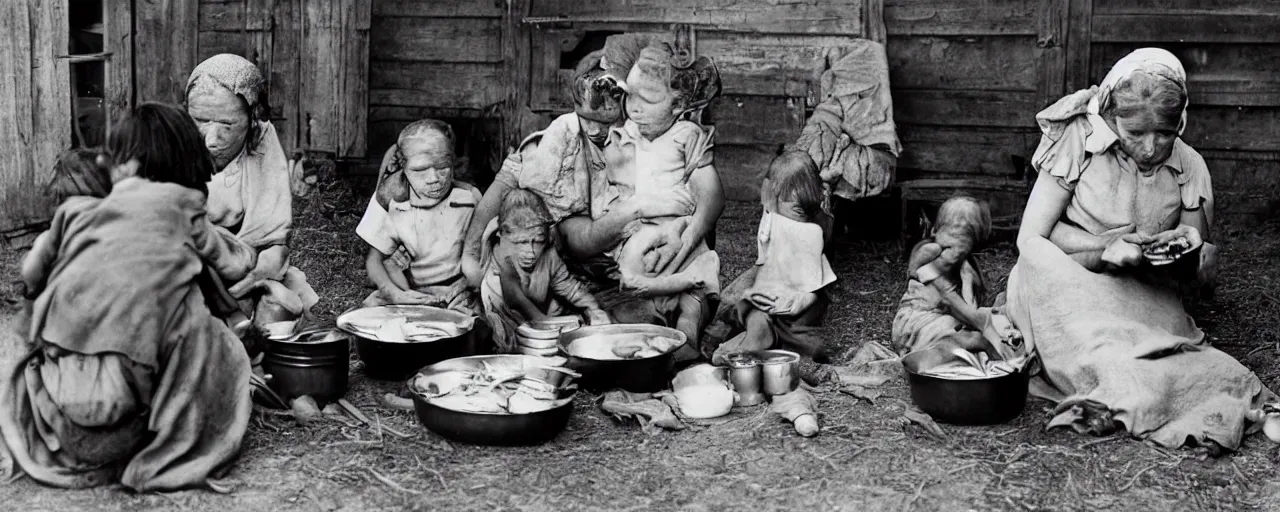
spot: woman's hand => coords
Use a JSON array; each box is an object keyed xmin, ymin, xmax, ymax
[
  {"xmin": 229, "ymin": 245, "xmax": 289, "ymax": 297},
  {"xmin": 1149, "ymin": 225, "xmax": 1203, "ymax": 254},
  {"xmin": 1100, "ymin": 233, "xmax": 1149, "ymax": 269},
  {"xmin": 381, "ymin": 285, "xmax": 445, "ymax": 307}
]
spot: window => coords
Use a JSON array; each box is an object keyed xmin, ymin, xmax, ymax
[{"xmin": 68, "ymin": 0, "xmax": 108, "ymax": 148}]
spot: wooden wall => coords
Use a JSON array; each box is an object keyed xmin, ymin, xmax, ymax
[
  {"xmin": 141, "ymin": 0, "xmax": 371, "ymax": 158},
  {"xmin": 365, "ymin": 0, "xmax": 506, "ymax": 185},
  {"xmin": 0, "ymin": 0, "xmax": 73, "ymax": 235}
]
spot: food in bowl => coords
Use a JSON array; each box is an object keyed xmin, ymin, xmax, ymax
[
  {"xmin": 411, "ymin": 359, "xmax": 576, "ymax": 415},
  {"xmin": 567, "ymin": 332, "xmax": 684, "ymax": 360},
  {"xmin": 1143, "ymin": 236, "xmax": 1193, "ymax": 266},
  {"xmin": 337, "ymin": 305, "xmax": 474, "ymax": 343}
]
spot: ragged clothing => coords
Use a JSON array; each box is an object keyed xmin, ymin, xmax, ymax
[
  {"xmin": 207, "ymin": 121, "xmax": 320, "ymax": 318},
  {"xmin": 1, "ymin": 178, "xmax": 256, "ymax": 491},
  {"xmin": 478, "ymin": 219, "xmax": 597, "ymax": 352},
  {"xmin": 357, "ymin": 184, "xmax": 482, "ymax": 315},
  {"xmin": 1007, "ymin": 235, "xmax": 1274, "ymax": 450},
  {"xmin": 789, "ymin": 40, "xmax": 901, "ymax": 209},
  {"xmin": 706, "ymin": 212, "xmax": 835, "ymax": 360},
  {"xmin": 891, "ymin": 239, "xmax": 988, "ymax": 355},
  {"xmin": 513, "ymin": 113, "xmax": 598, "ymax": 222}
]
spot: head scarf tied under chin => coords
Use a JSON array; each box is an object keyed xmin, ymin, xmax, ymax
[
  {"xmin": 186, "ymin": 53, "xmax": 268, "ymax": 120},
  {"xmin": 1086, "ymin": 48, "xmax": 1188, "ymax": 135}
]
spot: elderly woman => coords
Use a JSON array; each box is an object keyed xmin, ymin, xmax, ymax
[
  {"xmin": 0, "ymin": 103, "xmax": 254, "ymax": 491},
  {"xmin": 185, "ymin": 54, "xmax": 318, "ymax": 326},
  {"xmin": 1006, "ymin": 48, "xmax": 1275, "ymax": 453}
]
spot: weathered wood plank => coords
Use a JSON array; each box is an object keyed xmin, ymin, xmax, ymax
[
  {"xmin": 372, "ymin": 0, "xmax": 504, "ymax": 18},
  {"xmin": 897, "ymin": 126, "xmax": 1037, "ymax": 176},
  {"xmin": 863, "ymin": 0, "xmax": 886, "ymax": 43},
  {"xmin": 199, "ymin": 0, "xmax": 245, "ymax": 31},
  {"xmin": 1094, "ymin": 0, "xmax": 1279, "ymax": 15},
  {"xmin": 272, "ymin": 0, "xmax": 302, "ymax": 151},
  {"xmin": 302, "ymin": 0, "xmax": 339, "ymax": 151},
  {"xmin": 886, "ymin": 35, "xmax": 1040, "ymax": 91},
  {"xmin": 882, "ymin": 0, "xmax": 1038, "ymax": 36},
  {"xmin": 1092, "ymin": 14, "xmax": 1280, "ymax": 44},
  {"xmin": 198, "ymin": 31, "xmax": 249, "ymax": 61},
  {"xmin": 0, "ymin": 0, "xmax": 37, "ymax": 230},
  {"xmin": 136, "ymin": 0, "xmax": 201, "ymax": 104},
  {"xmin": 339, "ymin": 0, "xmax": 372, "ymax": 157},
  {"xmin": 104, "ymin": 0, "xmax": 134, "ymax": 133},
  {"xmin": 1036, "ymin": 0, "xmax": 1067, "ymax": 109},
  {"xmin": 528, "ymin": 0, "xmax": 865, "ymax": 36},
  {"xmin": 716, "ymin": 144, "xmax": 777, "ymax": 201},
  {"xmin": 503, "ymin": 0, "xmax": 537, "ymax": 151},
  {"xmin": 705, "ymin": 96, "xmax": 805, "ymax": 146},
  {"xmin": 1182, "ymin": 106, "xmax": 1280, "ymax": 152},
  {"xmin": 893, "ymin": 89, "xmax": 1039, "ymax": 127},
  {"xmin": 369, "ymin": 62, "xmax": 506, "ymax": 108},
  {"xmin": 1063, "ymin": 0, "xmax": 1093, "ymax": 93},
  {"xmin": 30, "ymin": 0, "xmax": 72, "ymax": 221},
  {"xmin": 370, "ymin": 16, "xmax": 502, "ymax": 63}
]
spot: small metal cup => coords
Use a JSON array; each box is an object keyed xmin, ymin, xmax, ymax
[
  {"xmin": 760, "ymin": 350, "xmax": 800, "ymax": 395},
  {"xmin": 728, "ymin": 362, "xmax": 765, "ymax": 407}
]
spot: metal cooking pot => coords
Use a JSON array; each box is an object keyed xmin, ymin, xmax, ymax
[
  {"xmin": 902, "ymin": 346, "xmax": 1030, "ymax": 425},
  {"xmin": 337, "ymin": 305, "xmax": 489, "ymax": 381},
  {"xmin": 557, "ymin": 324, "xmax": 684, "ymax": 393},
  {"xmin": 261, "ymin": 327, "xmax": 351, "ymax": 405},
  {"xmin": 409, "ymin": 355, "xmax": 576, "ymax": 446}
]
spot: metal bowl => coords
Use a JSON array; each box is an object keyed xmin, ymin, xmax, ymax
[
  {"xmin": 409, "ymin": 354, "xmax": 576, "ymax": 446},
  {"xmin": 902, "ymin": 346, "xmax": 1030, "ymax": 425},
  {"xmin": 337, "ymin": 305, "xmax": 487, "ymax": 381},
  {"xmin": 262, "ymin": 328, "xmax": 351, "ymax": 405},
  {"xmin": 558, "ymin": 324, "xmax": 685, "ymax": 393}
]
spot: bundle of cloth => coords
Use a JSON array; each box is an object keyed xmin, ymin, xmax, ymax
[{"xmin": 788, "ymin": 39, "xmax": 902, "ymax": 213}]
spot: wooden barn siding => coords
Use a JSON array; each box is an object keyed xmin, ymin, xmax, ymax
[
  {"xmin": 183, "ymin": 0, "xmax": 370, "ymax": 157},
  {"xmin": 366, "ymin": 0, "xmax": 505, "ymax": 163},
  {"xmin": 0, "ymin": 0, "xmax": 72, "ymax": 233}
]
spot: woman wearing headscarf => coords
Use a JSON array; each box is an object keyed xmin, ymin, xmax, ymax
[
  {"xmin": 186, "ymin": 54, "xmax": 319, "ymax": 326},
  {"xmin": 1006, "ymin": 48, "xmax": 1275, "ymax": 453}
]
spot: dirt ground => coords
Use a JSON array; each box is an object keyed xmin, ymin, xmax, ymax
[{"xmin": 2, "ymin": 172, "xmax": 1280, "ymax": 512}]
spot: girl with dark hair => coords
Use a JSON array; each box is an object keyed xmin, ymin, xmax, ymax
[
  {"xmin": 185, "ymin": 53, "xmax": 318, "ymax": 330},
  {"xmin": 1, "ymin": 102, "xmax": 259, "ymax": 491}
]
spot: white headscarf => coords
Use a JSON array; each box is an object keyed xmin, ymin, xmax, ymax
[{"xmin": 1086, "ymin": 48, "xmax": 1189, "ymax": 135}]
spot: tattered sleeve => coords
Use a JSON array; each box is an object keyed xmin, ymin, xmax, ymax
[
  {"xmin": 186, "ymin": 192, "xmax": 259, "ymax": 282},
  {"xmin": 1031, "ymin": 116, "xmax": 1092, "ymax": 191},
  {"xmin": 1174, "ymin": 144, "xmax": 1215, "ymax": 228},
  {"xmin": 20, "ymin": 197, "xmax": 98, "ymax": 297}
]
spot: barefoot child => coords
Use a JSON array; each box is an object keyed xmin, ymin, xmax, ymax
[
  {"xmin": 891, "ymin": 196, "xmax": 1021, "ymax": 358},
  {"xmin": 358, "ymin": 119, "xmax": 482, "ymax": 315},
  {"xmin": 709, "ymin": 152, "xmax": 837, "ymax": 364},
  {"xmin": 480, "ymin": 189, "xmax": 611, "ymax": 352}
]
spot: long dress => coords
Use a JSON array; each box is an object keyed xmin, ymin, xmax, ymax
[
  {"xmin": 0, "ymin": 178, "xmax": 257, "ymax": 491},
  {"xmin": 206, "ymin": 121, "xmax": 319, "ymax": 321},
  {"xmin": 1006, "ymin": 95, "xmax": 1274, "ymax": 450}
]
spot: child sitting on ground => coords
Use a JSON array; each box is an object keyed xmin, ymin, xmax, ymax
[
  {"xmin": 891, "ymin": 196, "xmax": 1021, "ymax": 358},
  {"xmin": 358, "ymin": 119, "xmax": 482, "ymax": 316},
  {"xmin": 708, "ymin": 151, "xmax": 837, "ymax": 365},
  {"xmin": 30, "ymin": 148, "xmax": 262, "ymax": 349},
  {"xmin": 480, "ymin": 189, "xmax": 612, "ymax": 352},
  {"xmin": 593, "ymin": 40, "xmax": 723, "ymax": 347}
]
